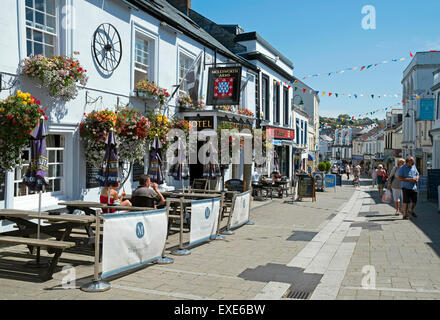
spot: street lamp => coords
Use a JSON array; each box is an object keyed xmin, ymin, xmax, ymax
[{"xmin": 292, "ymin": 94, "xmax": 304, "ymax": 107}]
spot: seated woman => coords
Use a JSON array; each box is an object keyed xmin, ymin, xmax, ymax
[
  {"xmin": 271, "ymin": 171, "xmax": 282, "ymax": 182},
  {"xmin": 100, "ymin": 182, "xmax": 132, "ymax": 213}
]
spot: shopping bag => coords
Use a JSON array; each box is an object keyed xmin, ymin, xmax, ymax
[{"xmin": 382, "ymin": 190, "xmax": 392, "ymax": 203}]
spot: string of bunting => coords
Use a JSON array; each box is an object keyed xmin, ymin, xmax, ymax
[{"xmin": 298, "ymin": 51, "xmax": 438, "ymax": 80}]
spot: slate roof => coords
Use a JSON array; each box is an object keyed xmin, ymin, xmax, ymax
[{"xmin": 128, "ymin": 0, "xmax": 258, "ymax": 71}]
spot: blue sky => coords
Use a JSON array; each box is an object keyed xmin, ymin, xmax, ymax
[{"xmin": 191, "ymin": 0, "xmax": 440, "ymax": 119}]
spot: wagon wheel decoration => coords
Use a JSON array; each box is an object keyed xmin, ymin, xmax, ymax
[{"xmin": 92, "ymin": 23, "xmax": 122, "ymax": 72}]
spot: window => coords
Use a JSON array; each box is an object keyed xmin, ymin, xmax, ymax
[
  {"xmin": 134, "ymin": 33, "xmax": 153, "ymax": 86},
  {"xmin": 273, "ymin": 82, "xmax": 280, "ymax": 123},
  {"xmin": 283, "ymin": 87, "xmax": 289, "ymax": 126},
  {"xmin": 301, "ymin": 120, "xmax": 304, "ymax": 145},
  {"xmin": 305, "ymin": 121, "xmax": 308, "ymax": 143},
  {"xmin": 25, "ymin": 0, "xmax": 57, "ymax": 57},
  {"xmin": 262, "ymin": 75, "xmax": 270, "ymax": 121},
  {"xmin": 14, "ymin": 135, "xmax": 64, "ymax": 196},
  {"xmin": 296, "ymin": 118, "xmax": 299, "ymax": 145},
  {"xmin": 437, "ymin": 92, "xmax": 440, "ymax": 120},
  {"xmin": 178, "ymin": 52, "xmax": 194, "ymax": 93}
]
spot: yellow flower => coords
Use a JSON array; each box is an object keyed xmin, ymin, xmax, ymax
[
  {"xmin": 0, "ymin": 107, "xmax": 4, "ymax": 112},
  {"xmin": 23, "ymin": 101, "xmax": 27, "ymax": 105},
  {"xmin": 17, "ymin": 90, "xmax": 22, "ymax": 95}
]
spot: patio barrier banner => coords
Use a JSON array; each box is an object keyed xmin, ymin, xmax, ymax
[
  {"xmin": 189, "ymin": 197, "xmax": 221, "ymax": 246},
  {"xmin": 102, "ymin": 208, "xmax": 167, "ymax": 279},
  {"xmin": 325, "ymin": 174, "xmax": 336, "ymax": 188},
  {"xmin": 230, "ymin": 190, "xmax": 251, "ymax": 229}
]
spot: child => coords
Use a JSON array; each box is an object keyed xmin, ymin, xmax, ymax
[{"xmin": 353, "ymin": 176, "xmax": 360, "ymax": 188}]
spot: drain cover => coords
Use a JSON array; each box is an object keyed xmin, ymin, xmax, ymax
[{"xmin": 283, "ymin": 289, "xmax": 311, "ymax": 300}]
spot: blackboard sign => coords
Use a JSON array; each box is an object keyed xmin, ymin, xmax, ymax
[
  {"xmin": 225, "ymin": 179, "xmax": 244, "ymax": 192},
  {"xmin": 193, "ymin": 179, "xmax": 208, "ymax": 190},
  {"xmin": 312, "ymin": 172, "xmax": 325, "ymax": 191},
  {"xmin": 427, "ymin": 169, "xmax": 440, "ymax": 200},
  {"xmin": 298, "ymin": 176, "xmax": 316, "ymax": 201},
  {"xmin": 86, "ymin": 163, "xmax": 100, "ymax": 189},
  {"xmin": 336, "ymin": 174, "xmax": 342, "ymax": 186},
  {"xmin": 132, "ymin": 161, "xmax": 145, "ymax": 184}
]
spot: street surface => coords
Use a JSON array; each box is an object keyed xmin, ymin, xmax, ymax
[{"xmin": 0, "ymin": 176, "xmax": 439, "ymax": 300}]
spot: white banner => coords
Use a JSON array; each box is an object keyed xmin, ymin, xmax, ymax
[
  {"xmin": 230, "ymin": 191, "xmax": 251, "ymax": 229},
  {"xmin": 102, "ymin": 209, "xmax": 167, "ymax": 279},
  {"xmin": 189, "ymin": 197, "xmax": 221, "ymax": 246}
]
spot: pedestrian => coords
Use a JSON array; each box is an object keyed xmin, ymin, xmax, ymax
[
  {"xmin": 398, "ymin": 157, "xmax": 419, "ymax": 220},
  {"xmin": 345, "ymin": 163, "xmax": 351, "ymax": 180},
  {"xmin": 371, "ymin": 166, "xmax": 377, "ymax": 189},
  {"xmin": 387, "ymin": 158, "xmax": 405, "ymax": 215},
  {"xmin": 376, "ymin": 165, "xmax": 387, "ymax": 196},
  {"xmin": 331, "ymin": 164, "xmax": 339, "ymax": 174}
]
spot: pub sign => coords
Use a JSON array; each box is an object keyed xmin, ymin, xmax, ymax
[{"xmin": 207, "ymin": 67, "xmax": 242, "ymax": 106}]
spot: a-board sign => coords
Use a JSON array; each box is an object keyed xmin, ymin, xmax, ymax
[
  {"xmin": 193, "ymin": 179, "xmax": 208, "ymax": 190},
  {"xmin": 427, "ymin": 169, "xmax": 440, "ymax": 200},
  {"xmin": 336, "ymin": 174, "xmax": 342, "ymax": 186},
  {"xmin": 298, "ymin": 175, "xmax": 316, "ymax": 202},
  {"xmin": 312, "ymin": 172, "xmax": 325, "ymax": 191},
  {"xmin": 418, "ymin": 175, "xmax": 428, "ymax": 192},
  {"xmin": 325, "ymin": 174, "xmax": 336, "ymax": 188},
  {"xmin": 132, "ymin": 161, "xmax": 145, "ymax": 184},
  {"xmin": 86, "ymin": 163, "xmax": 100, "ymax": 189}
]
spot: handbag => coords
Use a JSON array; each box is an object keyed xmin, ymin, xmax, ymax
[{"xmin": 382, "ymin": 190, "xmax": 392, "ymax": 203}]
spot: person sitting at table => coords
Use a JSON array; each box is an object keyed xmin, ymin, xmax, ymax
[
  {"xmin": 131, "ymin": 174, "xmax": 165, "ymax": 208},
  {"xmin": 271, "ymin": 171, "xmax": 282, "ymax": 182},
  {"xmin": 100, "ymin": 181, "xmax": 132, "ymax": 213}
]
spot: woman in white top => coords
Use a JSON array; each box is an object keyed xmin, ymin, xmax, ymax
[{"xmin": 387, "ymin": 158, "xmax": 405, "ymax": 215}]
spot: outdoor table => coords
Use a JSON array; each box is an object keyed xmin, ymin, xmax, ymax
[
  {"xmin": 58, "ymin": 201, "xmax": 156, "ymax": 214},
  {"xmin": 0, "ymin": 209, "xmax": 97, "ymax": 280}
]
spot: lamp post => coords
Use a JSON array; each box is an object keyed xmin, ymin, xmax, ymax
[{"xmin": 292, "ymin": 95, "xmax": 304, "ymax": 107}]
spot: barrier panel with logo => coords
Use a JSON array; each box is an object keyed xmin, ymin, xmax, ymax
[
  {"xmin": 102, "ymin": 209, "xmax": 167, "ymax": 279},
  {"xmin": 229, "ymin": 190, "xmax": 251, "ymax": 229},
  {"xmin": 189, "ymin": 197, "xmax": 221, "ymax": 246}
]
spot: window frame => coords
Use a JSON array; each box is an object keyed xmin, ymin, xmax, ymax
[
  {"xmin": 273, "ymin": 82, "xmax": 280, "ymax": 124},
  {"xmin": 283, "ymin": 86, "xmax": 289, "ymax": 126},
  {"xmin": 261, "ymin": 74, "xmax": 270, "ymax": 121},
  {"xmin": 24, "ymin": 0, "xmax": 59, "ymax": 57},
  {"xmin": 177, "ymin": 49, "xmax": 196, "ymax": 95}
]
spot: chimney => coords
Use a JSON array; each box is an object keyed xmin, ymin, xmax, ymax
[{"xmin": 168, "ymin": 0, "xmax": 191, "ymax": 15}]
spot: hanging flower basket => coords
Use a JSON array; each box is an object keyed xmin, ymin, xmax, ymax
[
  {"xmin": 0, "ymin": 90, "xmax": 47, "ymax": 171},
  {"xmin": 177, "ymin": 92, "xmax": 205, "ymax": 111},
  {"xmin": 79, "ymin": 109, "xmax": 117, "ymax": 167},
  {"xmin": 146, "ymin": 111, "xmax": 171, "ymax": 148},
  {"xmin": 21, "ymin": 55, "xmax": 88, "ymax": 101},
  {"xmin": 115, "ymin": 107, "xmax": 150, "ymax": 165},
  {"xmin": 237, "ymin": 108, "xmax": 254, "ymax": 117},
  {"xmin": 134, "ymin": 80, "xmax": 170, "ymax": 108}
]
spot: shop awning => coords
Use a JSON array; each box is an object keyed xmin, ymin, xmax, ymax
[
  {"xmin": 273, "ymin": 139, "xmax": 295, "ymax": 146},
  {"xmin": 308, "ymin": 153, "xmax": 316, "ymax": 161}
]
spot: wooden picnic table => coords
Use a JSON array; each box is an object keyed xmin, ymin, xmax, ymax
[
  {"xmin": 58, "ymin": 201, "xmax": 156, "ymax": 214},
  {"xmin": 0, "ymin": 209, "xmax": 97, "ymax": 280},
  {"xmin": 161, "ymin": 191, "xmax": 222, "ymax": 199}
]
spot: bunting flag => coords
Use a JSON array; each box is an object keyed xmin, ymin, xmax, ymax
[{"xmin": 299, "ymin": 51, "xmax": 439, "ymax": 80}]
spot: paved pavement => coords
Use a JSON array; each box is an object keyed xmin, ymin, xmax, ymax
[{"xmin": 0, "ymin": 176, "xmax": 439, "ymax": 300}]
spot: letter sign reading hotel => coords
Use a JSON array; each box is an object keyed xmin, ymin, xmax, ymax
[
  {"xmin": 207, "ymin": 67, "xmax": 242, "ymax": 106},
  {"xmin": 266, "ymin": 126, "xmax": 295, "ymax": 140}
]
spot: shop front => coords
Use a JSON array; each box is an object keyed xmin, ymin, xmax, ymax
[
  {"xmin": 265, "ymin": 125, "xmax": 294, "ymax": 178},
  {"xmin": 181, "ymin": 110, "xmax": 254, "ymax": 189}
]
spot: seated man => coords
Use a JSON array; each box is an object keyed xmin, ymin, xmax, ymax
[{"xmin": 132, "ymin": 174, "xmax": 165, "ymax": 208}]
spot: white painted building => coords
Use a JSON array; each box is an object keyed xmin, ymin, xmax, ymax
[
  {"xmin": 431, "ymin": 68, "xmax": 440, "ymax": 169},
  {"xmin": 0, "ymin": 0, "xmax": 259, "ymax": 213},
  {"xmin": 401, "ymin": 51, "xmax": 440, "ymax": 174}
]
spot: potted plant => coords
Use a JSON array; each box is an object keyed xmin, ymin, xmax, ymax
[
  {"xmin": 237, "ymin": 108, "xmax": 254, "ymax": 117},
  {"xmin": 21, "ymin": 55, "xmax": 88, "ymax": 101},
  {"xmin": 0, "ymin": 90, "xmax": 47, "ymax": 170}
]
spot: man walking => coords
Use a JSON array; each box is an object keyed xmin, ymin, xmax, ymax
[
  {"xmin": 345, "ymin": 163, "xmax": 351, "ymax": 180},
  {"xmin": 398, "ymin": 157, "xmax": 419, "ymax": 220}
]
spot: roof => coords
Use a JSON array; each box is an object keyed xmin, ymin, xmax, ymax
[
  {"xmin": 235, "ymin": 32, "xmax": 293, "ymax": 69},
  {"xmin": 239, "ymin": 51, "xmax": 294, "ymax": 81},
  {"xmin": 128, "ymin": 0, "xmax": 258, "ymax": 71}
]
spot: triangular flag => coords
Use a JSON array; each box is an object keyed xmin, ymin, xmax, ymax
[
  {"xmin": 295, "ymin": 87, "xmax": 298, "ymax": 91},
  {"xmin": 410, "ymin": 52, "xmax": 414, "ymax": 57},
  {"xmin": 360, "ymin": 66, "xmax": 366, "ymax": 71},
  {"xmin": 335, "ymin": 93, "xmax": 338, "ymax": 97},
  {"xmin": 371, "ymin": 94, "xmax": 374, "ymax": 98},
  {"xmin": 303, "ymin": 88, "xmax": 306, "ymax": 93},
  {"xmin": 329, "ymin": 93, "xmax": 332, "ymax": 96},
  {"xmin": 367, "ymin": 64, "xmax": 373, "ymax": 69}
]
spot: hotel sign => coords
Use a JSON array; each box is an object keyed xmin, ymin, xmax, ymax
[
  {"xmin": 266, "ymin": 126, "xmax": 295, "ymax": 140},
  {"xmin": 207, "ymin": 67, "xmax": 242, "ymax": 106}
]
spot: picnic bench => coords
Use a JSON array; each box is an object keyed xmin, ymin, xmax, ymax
[{"xmin": 0, "ymin": 209, "xmax": 97, "ymax": 280}]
